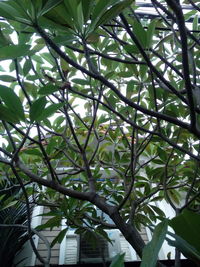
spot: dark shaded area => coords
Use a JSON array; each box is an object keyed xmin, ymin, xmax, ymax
[{"xmin": 35, "ymin": 259, "xmax": 197, "ymax": 267}]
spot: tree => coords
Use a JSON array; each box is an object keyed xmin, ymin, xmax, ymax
[{"xmin": 0, "ymin": 0, "xmax": 200, "ymax": 265}]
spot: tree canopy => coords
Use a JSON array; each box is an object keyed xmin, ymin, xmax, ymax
[{"xmin": 0, "ymin": 0, "xmax": 200, "ymax": 266}]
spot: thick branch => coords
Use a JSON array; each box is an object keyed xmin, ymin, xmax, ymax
[{"xmin": 17, "ymin": 161, "xmax": 91, "ymax": 200}]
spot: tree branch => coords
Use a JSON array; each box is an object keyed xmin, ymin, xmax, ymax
[
  {"xmin": 166, "ymin": 0, "xmax": 196, "ymax": 131},
  {"xmin": 34, "ymin": 23, "xmax": 194, "ymax": 136}
]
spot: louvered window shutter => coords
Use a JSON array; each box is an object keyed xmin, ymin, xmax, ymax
[{"xmin": 65, "ymin": 235, "xmax": 78, "ymax": 264}]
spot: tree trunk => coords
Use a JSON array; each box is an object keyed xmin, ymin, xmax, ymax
[
  {"xmin": 110, "ymin": 210, "xmax": 145, "ymax": 258},
  {"xmin": 90, "ymin": 194, "xmax": 145, "ymax": 258}
]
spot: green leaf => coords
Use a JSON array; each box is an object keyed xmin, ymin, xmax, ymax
[
  {"xmin": 0, "ymin": 200, "xmax": 18, "ymax": 211},
  {"xmin": 139, "ymin": 65, "xmax": 148, "ymax": 81},
  {"xmin": 32, "ymin": 55, "xmax": 44, "ymax": 64},
  {"xmin": 92, "ymin": 0, "xmax": 114, "ymax": 22},
  {"xmin": 51, "ymin": 228, "xmax": 68, "ymax": 248},
  {"xmin": 157, "ymin": 146, "xmax": 167, "ymax": 162},
  {"xmin": 0, "ymin": 2, "xmax": 20, "ymax": 20},
  {"xmin": 167, "ymin": 232, "xmax": 200, "ymax": 265},
  {"xmin": 0, "ymin": 45, "xmax": 31, "ymax": 60},
  {"xmin": 98, "ymin": 115, "xmax": 110, "ymax": 124},
  {"xmin": 184, "ymin": 10, "xmax": 197, "ymax": 22},
  {"xmin": 64, "ymin": 0, "xmax": 78, "ymax": 20},
  {"xmin": 5, "ymin": 0, "xmax": 34, "ymax": 23},
  {"xmin": 141, "ymin": 220, "xmax": 168, "ymax": 267},
  {"xmin": 63, "ymin": 0, "xmax": 84, "ymax": 32},
  {"xmin": 36, "ymin": 216, "xmax": 61, "ymax": 231},
  {"xmin": 21, "ymin": 148, "xmax": 43, "ymax": 157},
  {"xmin": 0, "ymin": 75, "xmax": 16, "ymax": 82},
  {"xmin": 95, "ymin": 226, "xmax": 112, "ymax": 244},
  {"xmin": 40, "ymin": 52, "xmax": 54, "ymax": 65},
  {"xmin": 0, "ymin": 85, "xmax": 25, "ymax": 120},
  {"xmin": 107, "ymin": 94, "xmax": 117, "ymax": 109},
  {"xmin": 95, "ymin": 0, "xmax": 133, "ymax": 29},
  {"xmin": 42, "ymin": 2, "xmax": 73, "ymax": 30},
  {"xmin": 150, "ymin": 205, "xmax": 165, "ymax": 217},
  {"xmin": 38, "ymin": 84, "xmax": 60, "ymax": 95},
  {"xmin": 23, "ymin": 60, "xmax": 32, "ymax": 77},
  {"xmin": 118, "ymin": 71, "xmax": 133, "ymax": 78},
  {"xmin": 72, "ymin": 78, "xmax": 90, "ymax": 85},
  {"xmin": 90, "ymin": 0, "xmax": 117, "ymax": 32},
  {"xmin": 132, "ymin": 19, "xmax": 147, "ymax": 48},
  {"xmin": 53, "ymin": 34, "xmax": 76, "ymax": 45},
  {"xmin": 109, "ymin": 253, "xmax": 125, "ymax": 267},
  {"xmin": 81, "ymin": 0, "xmax": 94, "ymax": 24},
  {"xmin": 30, "ymin": 97, "xmax": 47, "ymax": 122},
  {"xmin": 126, "ymin": 80, "xmax": 136, "ymax": 98},
  {"xmin": 193, "ymin": 15, "xmax": 198, "ymax": 31},
  {"xmin": 76, "ymin": 1, "xmax": 84, "ymax": 32},
  {"xmin": 168, "ymin": 190, "xmax": 180, "ymax": 205},
  {"xmin": 39, "ymin": 0, "xmax": 63, "ymax": 16},
  {"xmin": 146, "ymin": 19, "xmax": 157, "ymax": 48},
  {"xmin": 170, "ymin": 210, "xmax": 200, "ymax": 253},
  {"xmin": 37, "ymin": 103, "xmax": 64, "ymax": 121},
  {"xmin": 18, "ymin": 32, "xmax": 33, "ymax": 45},
  {"xmin": 0, "ymin": 105, "xmax": 20, "ymax": 123},
  {"xmin": 124, "ymin": 43, "xmax": 140, "ymax": 54},
  {"xmin": 23, "ymin": 82, "xmax": 38, "ymax": 98},
  {"xmin": 0, "ymin": 28, "xmax": 11, "ymax": 47}
]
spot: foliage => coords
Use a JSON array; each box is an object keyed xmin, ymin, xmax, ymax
[
  {"xmin": 141, "ymin": 220, "xmax": 168, "ymax": 267},
  {"xmin": 168, "ymin": 210, "xmax": 200, "ymax": 265},
  {"xmin": 0, "ymin": 179, "xmax": 32, "ymax": 267},
  {"xmin": 109, "ymin": 253, "xmax": 125, "ymax": 267},
  {"xmin": 0, "ymin": 0, "xmax": 200, "ymax": 265}
]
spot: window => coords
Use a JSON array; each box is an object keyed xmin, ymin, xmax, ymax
[
  {"xmin": 79, "ymin": 235, "xmax": 109, "ymax": 263},
  {"xmin": 62, "ymin": 229, "xmax": 137, "ymax": 265}
]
